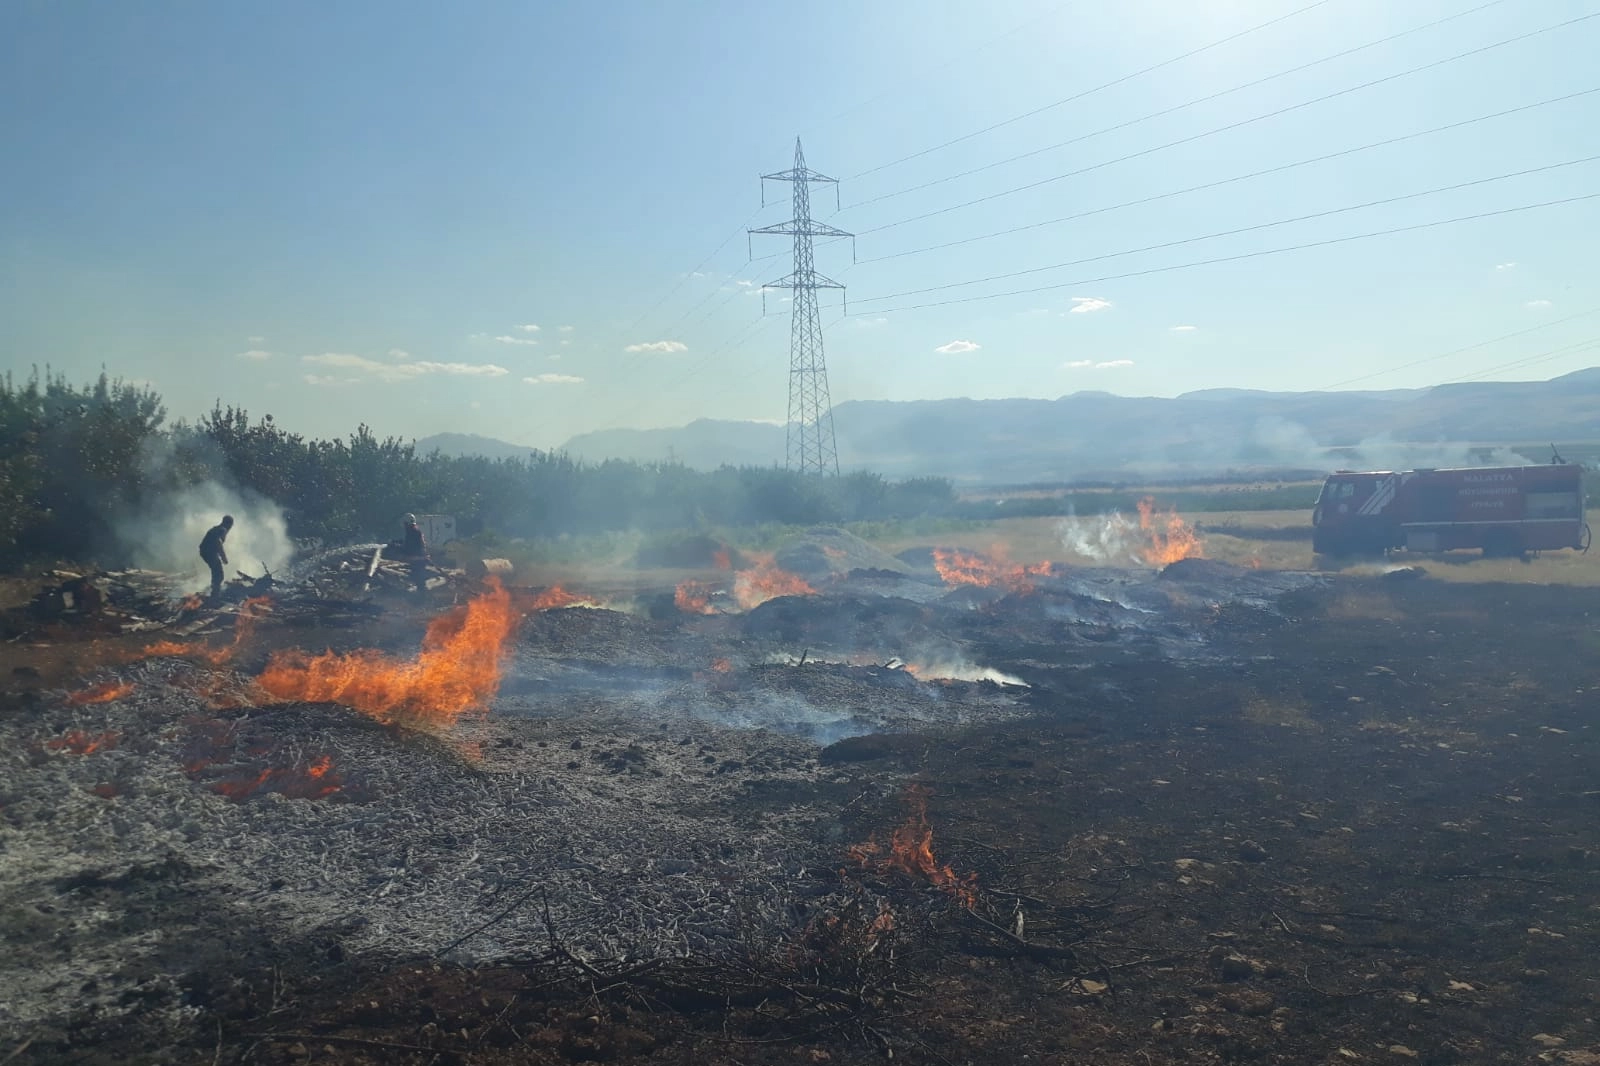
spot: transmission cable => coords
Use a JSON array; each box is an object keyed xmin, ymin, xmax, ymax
[
  {"xmin": 858, "ymin": 11, "xmax": 1600, "ymax": 237},
  {"xmin": 856, "ymin": 192, "xmax": 1600, "ymax": 315},
  {"xmin": 859, "ymin": 88, "xmax": 1599, "ymax": 264},
  {"xmin": 853, "ymin": 156, "xmax": 1600, "ymax": 304},
  {"xmin": 1316, "ymin": 305, "xmax": 1600, "ymax": 390},
  {"xmin": 1447, "ymin": 336, "xmax": 1600, "ymax": 383},
  {"xmin": 843, "ymin": 0, "xmax": 1513, "ymax": 213},
  {"xmin": 846, "ymin": 0, "xmax": 1339, "ymax": 181}
]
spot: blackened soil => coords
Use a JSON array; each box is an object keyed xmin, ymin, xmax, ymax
[{"xmin": 9, "ymin": 577, "xmax": 1600, "ymax": 1065}]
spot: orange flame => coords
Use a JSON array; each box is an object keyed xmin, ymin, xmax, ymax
[
  {"xmin": 47, "ymin": 729, "xmax": 121, "ymax": 754},
  {"xmin": 517, "ymin": 586, "xmax": 591, "ymax": 611},
  {"xmin": 208, "ymin": 754, "xmax": 343, "ymax": 802},
  {"xmin": 178, "ymin": 594, "xmax": 205, "ymax": 612},
  {"xmin": 67, "ymin": 680, "xmax": 136, "ymax": 705},
  {"xmin": 733, "ymin": 555, "xmax": 815, "ymax": 610},
  {"xmin": 710, "ymin": 657, "xmax": 732, "ymax": 673},
  {"xmin": 847, "ymin": 785, "xmax": 977, "ymax": 909},
  {"xmin": 675, "ymin": 580, "xmax": 717, "ymax": 615},
  {"xmin": 199, "ymin": 596, "xmax": 274, "ymax": 665},
  {"xmin": 255, "ymin": 579, "xmax": 519, "ymax": 731},
  {"xmin": 712, "ymin": 548, "xmax": 732, "ymax": 570},
  {"xmin": 143, "ymin": 639, "xmax": 190, "ymax": 657},
  {"xmin": 1136, "ymin": 497, "xmax": 1205, "ymax": 566},
  {"xmin": 932, "ymin": 548, "xmax": 1054, "ymax": 594}
]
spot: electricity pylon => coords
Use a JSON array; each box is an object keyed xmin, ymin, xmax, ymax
[{"xmin": 749, "ymin": 139, "xmax": 854, "ymax": 477}]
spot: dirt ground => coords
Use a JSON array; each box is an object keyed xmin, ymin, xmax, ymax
[{"xmin": 3, "ymin": 552, "xmax": 1599, "ymax": 1065}]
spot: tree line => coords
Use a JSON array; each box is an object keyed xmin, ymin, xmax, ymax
[{"xmin": 0, "ymin": 369, "xmax": 958, "ymax": 568}]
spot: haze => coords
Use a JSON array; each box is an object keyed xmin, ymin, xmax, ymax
[{"xmin": 2, "ymin": 0, "xmax": 1596, "ymax": 453}]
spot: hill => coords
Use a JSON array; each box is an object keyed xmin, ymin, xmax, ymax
[{"xmin": 450, "ymin": 370, "xmax": 1600, "ymax": 482}]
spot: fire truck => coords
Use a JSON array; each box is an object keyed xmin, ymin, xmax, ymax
[{"xmin": 1311, "ymin": 462, "xmax": 1590, "ymax": 558}]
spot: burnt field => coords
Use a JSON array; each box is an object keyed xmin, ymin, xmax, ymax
[{"xmin": 2, "ymin": 552, "xmax": 1599, "ymax": 1066}]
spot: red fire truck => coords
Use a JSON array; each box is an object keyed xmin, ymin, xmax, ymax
[{"xmin": 1311, "ymin": 463, "xmax": 1590, "ymax": 557}]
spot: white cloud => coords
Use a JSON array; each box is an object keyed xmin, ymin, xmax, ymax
[
  {"xmin": 413, "ymin": 361, "xmax": 510, "ymax": 377},
  {"xmin": 934, "ymin": 339, "xmax": 981, "ymax": 354},
  {"xmin": 1063, "ymin": 358, "xmax": 1135, "ymax": 369},
  {"xmin": 558, "ymin": 325, "xmax": 574, "ymax": 332},
  {"xmin": 303, "ymin": 353, "xmax": 382, "ymax": 371},
  {"xmin": 854, "ymin": 317, "xmax": 889, "ymax": 328},
  {"xmin": 493, "ymin": 335, "xmax": 539, "ymax": 346},
  {"xmin": 388, "ymin": 348, "xmax": 410, "ymax": 360},
  {"xmin": 303, "ymin": 373, "xmax": 357, "ymax": 387},
  {"xmin": 1525, "ymin": 299, "xmax": 1553, "ymax": 310},
  {"xmin": 1068, "ymin": 296, "xmax": 1113, "ymax": 314},
  {"xmin": 247, "ymin": 335, "xmax": 266, "ymax": 344},
  {"xmin": 470, "ymin": 400, "xmax": 481, "ymax": 409},
  {"xmin": 1496, "ymin": 262, "xmax": 1517, "ymax": 271},
  {"xmin": 235, "ymin": 349, "xmax": 272, "ymax": 361},
  {"xmin": 300, "ymin": 353, "xmax": 508, "ymax": 383},
  {"xmin": 519, "ymin": 324, "xmax": 541, "ymax": 333},
  {"xmin": 1168, "ymin": 325, "xmax": 1198, "ymax": 333},
  {"xmin": 523, "ymin": 373, "xmax": 585, "ymax": 385},
  {"xmin": 560, "ymin": 339, "xmax": 571, "ymax": 346},
  {"xmin": 624, "ymin": 340, "xmax": 687, "ymax": 353}
]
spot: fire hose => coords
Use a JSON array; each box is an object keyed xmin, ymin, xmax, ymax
[{"xmin": 1581, "ymin": 524, "xmax": 1592, "ymax": 554}]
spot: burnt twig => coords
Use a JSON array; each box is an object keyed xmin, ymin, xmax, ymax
[
  {"xmin": 430, "ymin": 881, "xmax": 546, "ymax": 959},
  {"xmin": 248, "ymin": 1033, "xmax": 434, "ymax": 1052}
]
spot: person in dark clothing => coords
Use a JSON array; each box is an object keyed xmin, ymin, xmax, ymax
[
  {"xmin": 401, "ymin": 513, "xmax": 429, "ymax": 591},
  {"xmin": 199, "ymin": 515, "xmax": 233, "ymax": 599}
]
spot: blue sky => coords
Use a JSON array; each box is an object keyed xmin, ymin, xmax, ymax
[{"xmin": 2, "ymin": 0, "xmax": 1596, "ymax": 450}]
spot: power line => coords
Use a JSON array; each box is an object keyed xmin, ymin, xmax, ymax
[
  {"xmin": 853, "ymin": 156, "xmax": 1600, "ymax": 304},
  {"xmin": 842, "ymin": 0, "xmax": 1513, "ymax": 214},
  {"xmin": 860, "ymin": 87, "xmax": 1600, "ymax": 264},
  {"xmin": 1316, "ymin": 305, "xmax": 1600, "ymax": 390},
  {"xmin": 857, "ymin": 11, "xmax": 1600, "ymax": 237},
  {"xmin": 846, "ymin": 0, "xmax": 1338, "ymax": 181},
  {"xmin": 856, "ymin": 192, "xmax": 1600, "ymax": 315},
  {"xmin": 1447, "ymin": 336, "xmax": 1600, "ymax": 383},
  {"xmin": 816, "ymin": 0, "xmax": 1085, "ymax": 127}
]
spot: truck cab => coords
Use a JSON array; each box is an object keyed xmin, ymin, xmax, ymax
[{"xmin": 1311, "ymin": 471, "xmax": 1397, "ymax": 555}]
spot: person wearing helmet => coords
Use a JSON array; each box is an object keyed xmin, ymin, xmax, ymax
[
  {"xmin": 401, "ymin": 514, "xmax": 429, "ymax": 591},
  {"xmin": 199, "ymin": 515, "xmax": 234, "ymax": 599}
]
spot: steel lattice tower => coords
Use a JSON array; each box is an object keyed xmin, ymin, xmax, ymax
[{"xmin": 749, "ymin": 139, "xmax": 854, "ymax": 477}]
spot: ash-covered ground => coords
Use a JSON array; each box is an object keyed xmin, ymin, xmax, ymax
[{"xmin": 3, "ymin": 551, "xmax": 1597, "ymax": 1066}]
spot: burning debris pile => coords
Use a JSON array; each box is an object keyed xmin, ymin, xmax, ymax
[{"xmin": 258, "ymin": 578, "xmax": 519, "ymax": 730}]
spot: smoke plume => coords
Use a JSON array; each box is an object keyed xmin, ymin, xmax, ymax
[
  {"xmin": 1054, "ymin": 507, "xmax": 1143, "ymax": 564},
  {"xmin": 119, "ymin": 481, "xmax": 294, "ymax": 587}
]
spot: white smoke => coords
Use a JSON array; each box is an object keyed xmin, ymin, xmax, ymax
[
  {"xmin": 1054, "ymin": 507, "xmax": 1143, "ymax": 564},
  {"xmin": 904, "ymin": 657, "xmax": 1028, "ymax": 687},
  {"xmin": 119, "ymin": 481, "xmax": 294, "ymax": 589}
]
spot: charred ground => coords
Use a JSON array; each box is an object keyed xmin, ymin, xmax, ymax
[{"xmin": 2, "ymin": 564, "xmax": 1598, "ymax": 1066}]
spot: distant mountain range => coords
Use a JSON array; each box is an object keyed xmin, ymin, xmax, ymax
[{"xmin": 416, "ymin": 369, "xmax": 1600, "ymax": 482}]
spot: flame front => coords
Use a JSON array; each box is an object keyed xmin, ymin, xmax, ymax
[
  {"xmin": 67, "ymin": 679, "xmax": 136, "ymax": 705},
  {"xmin": 516, "ymin": 585, "xmax": 592, "ymax": 611},
  {"xmin": 733, "ymin": 555, "xmax": 815, "ymax": 610},
  {"xmin": 848, "ymin": 785, "xmax": 977, "ymax": 909},
  {"xmin": 932, "ymin": 548, "xmax": 1054, "ymax": 594},
  {"xmin": 1137, "ymin": 497, "xmax": 1205, "ymax": 566},
  {"xmin": 256, "ymin": 579, "xmax": 520, "ymax": 731},
  {"xmin": 675, "ymin": 580, "xmax": 717, "ymax": 615},
  {"xmin": 207, "ymin": 754, "xmax": 344, "ymax": 802},
  {"xmin": 47, "ymin": 729, "xmax": 121, "ymax": 754}
]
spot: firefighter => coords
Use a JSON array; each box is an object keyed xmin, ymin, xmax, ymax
[
  {"xmin": 199, "ymin": 515, "xmax": 233, "ymax": 599},
  {"xmin": 401, "ymin": 514, "xmax": 430, "ymax": 591}
]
